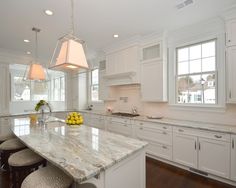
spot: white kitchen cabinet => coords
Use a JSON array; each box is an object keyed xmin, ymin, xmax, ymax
[
  {"xmin": 226, "ymin": 19, "xmax": 236, "ymax": 46},
  {"xmin": 107, "ymin": 117, "xmax": 132, "ymax": 137},
  {"xmin": 141, "ymin": 42, "xmax": 162, "ymax": 62},
  {"xmin": 198, "ymin": 137, "xmax": 230, "ymax": 178},
  {"xmin": 134, "ymin": 121, "xmax": 173, "ymax": 160},
  {"xmin": 231, "ymin": 135, "xmax": 236, "ymax": 181},
  {"xmin": 226, "ymin": 46, "xmax": 236, "ymax": 103},
  {"xmin": 173, "ymin": 129, "xmax": 198, "ymax": 169},
  {"xmin": 140, "ymin": 60, "xmax": 167, "ymax": 102}
]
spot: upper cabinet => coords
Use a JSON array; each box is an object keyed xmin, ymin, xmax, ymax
[
  {"xmin": 140, "ymin": 40, "xmax": 167, "ymax": 102},
  {"xmin": 141, "ymin": 42, "xmax": 162, "ymax": 62},
  {"xmin": 226, "ymin": 19, "xmax": 236, "ymax": 47},
  {"xmin": 226, "ymin": 46, "xmax": 236, "ymax": 103},
  {"xmin": 105, "ymin": 45, "xmax": 140, "ymax": 86},
  {"xmin": 226, "ymin": 18, "xmax": 236, "ymax": 103}
]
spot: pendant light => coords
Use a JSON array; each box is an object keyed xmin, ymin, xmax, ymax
[
  {"xmin": 27, "ymin": 27, "xmax": 46, "ymax": 80},
  {"xmin": 49, "ymin": 0, "xmax": 89, "ymax": 72}
]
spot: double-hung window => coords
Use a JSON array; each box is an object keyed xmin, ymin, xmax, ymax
[
  {"xmin": 91, "ymin": 69, "xmax": 99, "ymax": 101},
  {"xmin": 176, "ymin": 39, "xmax": 216, "ymax": 104}
]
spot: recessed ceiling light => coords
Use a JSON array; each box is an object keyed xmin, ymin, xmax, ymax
[
  {"xmin": 113, "ymin": 34, "xmax": 119, "ymax": 38},
  {"xmin": 44, "ymin": 9, "xmax": 54, "ymax": 16},
  {"xmin": 24, "ymin": 39, "xmax": 30, "ymax": 43},
  {"xmin": 26, "ymin": 51, "xmax": 31, "ymax": 55}
]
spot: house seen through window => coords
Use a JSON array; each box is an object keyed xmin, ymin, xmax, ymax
[{"xmin": 176, "ymin": 40, "xmax": 216, "ymax": 104}]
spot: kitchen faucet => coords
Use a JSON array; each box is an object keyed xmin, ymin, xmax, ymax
[{"xmin": 131, "ymin": 107, "xmax": 138, "ymax": 115}]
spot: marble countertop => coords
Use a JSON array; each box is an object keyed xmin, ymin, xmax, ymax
[
  {"xmin": 10, "ymin": 116, "xmax": 147, "ymax": 183},
  {"xmin": 80, "ymin": 110, "xmax": 236, "ymax": 134}
]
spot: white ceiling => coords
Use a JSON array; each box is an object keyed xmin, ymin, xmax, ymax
[{"xmin": 0, "ymin": 0, "xmax": 235, "ymax": 61}]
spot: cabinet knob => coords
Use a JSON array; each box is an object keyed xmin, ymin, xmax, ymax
[
  {"xmin": 162, "ymin": 131, "xmax": 167, "ymax": 135},
  {"xmin": 163, "ymin": 126, "xmax": 167, "ymax": 129},
  {"xmin": 228, "ymin": 40, "xmax": 231, "ymax": 42},
  {"xmin": 139, "ymin": 127, "xmax": 143, "ymax": 130},
  {"xmin": 162, "ymin": 145, "xmax": 167, "ymax": 149},
  {"xmin": 140, "ymin": 123, "xmax": 143, "ymax": 125},
  {"xmin": 178, "ymin": 129, "xmax": 184, "ymax": 132}
]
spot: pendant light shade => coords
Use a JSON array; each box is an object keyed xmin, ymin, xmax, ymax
[
  {"xmin": 27, "ymin": 64, "xmax": 45, "ymax": 80},
  {"xmin": 25, "ymin": 27, "xmax": 47, "ymax": 81},
  {"xmin": 49, "ymin": 0, "xmax": 89, "ymax": 72},
  {"xmin": 50, "ymin": 38, "xmax": 88, "ymax": 71}
]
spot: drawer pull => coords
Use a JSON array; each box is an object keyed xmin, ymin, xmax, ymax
[
  {"xmin": 178, "ymin": 129, "xmax": 184, "ymax": 132},
  {"xmin": 199, "ymin": 142, "xmax": 201, "ymax": 150},
  {"xmin": 233, "ymin": 139, "xmax": 235, "ymax": 149},
  {"xmin": 123, "ymin": 124, "xmax": 127, "ymax": 127},
  {"xmin": 195, "ymin": 141, "xmax": 197, "ymax": 150},
  {"xmin": 163, "ymin": 127, "xmax": 167, "ymax": 129},
  {"xmin": 139, "ymin": 122, "xmax": 143, "ymax": 125},
  {"xmin": 139, "ymin": 127, "xmax": 143, "ymax": 130},
  {"xmin": 162, "ymin": 131, "xmax": 167, "ymax": 135},
  {"xmin": 214, "ymin": 135, "xmax": 222, "ymax": 139},
  {"xmin": 162, "ymin": 146, "xmax": 167, "ymax": 149}
]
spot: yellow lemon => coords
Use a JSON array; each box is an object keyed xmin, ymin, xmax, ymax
[{"xmin": 68, "ymin": 120, "xmax": 72, "ymax": 124}]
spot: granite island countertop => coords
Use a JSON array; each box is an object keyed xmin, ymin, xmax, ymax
[{"xmin": 10, "ymin": 116, "xmax": 147, "ymax": 183}]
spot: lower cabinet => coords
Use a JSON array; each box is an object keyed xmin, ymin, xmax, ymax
[
  {"xmin": 173, "ymin": 127, "xmax": 231, "ymax": 179},
  {"xmin": 134, "ymin": 121, "xmax": 172, "ymax": 160},
  {"xmin": 89, "ymin": 115, "xmax": 106, "ymax": 130},
  {"xmin": 231, "ymin": 135, "xmax": 236, "ymax": 181},
  {"xmin": 198, "ymin": 137, "xmax": 230, "ymax": 178},
  {"xmin": 173, "ymin": 129, "xmax": 198, "ymax": 169}
]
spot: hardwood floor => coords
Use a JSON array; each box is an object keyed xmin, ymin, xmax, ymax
[
  {"xmin": 146, "ymin": 157, "xmax": 236, "ymax": 188},
  {"xmin": 0, "ymin": 157, "xmax": 235, "ymax": 188}
]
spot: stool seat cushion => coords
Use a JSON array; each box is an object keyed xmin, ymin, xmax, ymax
[
  {"xmin": 8, "ymin": 149, "xmax": 44, "ymax": 167},
  {"xmin": 0, "ymin": 138, "xmax": 25, "ymax": 151},
  {"xmin": 0, "ymin": 132, "xmax": 15, "ymax": 142},
  {"xmin": 21, "ymin": 165, "xmax": 73, "ymax": 188}
]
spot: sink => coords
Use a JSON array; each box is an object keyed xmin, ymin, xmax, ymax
[{"xmin": 111, "ymin": 112, "xmax": 140, "ymax": 117}]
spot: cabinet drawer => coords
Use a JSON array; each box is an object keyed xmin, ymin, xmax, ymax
[
  {"xmin": 136, "ymin": 121, "xmax": 172, "ymax": 131},
  {"xmin": 109, "ymin": 117, "xmax": 130, "ymax": 124},
  {"xmin": 136, "ymin": 125, "xmax": 172, "ymax": 145},
  {"xmin": 146, "ymin": 141, "xmax": 172, "ymax": 160},
  {"xmin": 90, "ymin": 114, "xmax": 105, "ymax": 120},
  {"xmin": 198, "ymin": 131, "xmax": 230, "ymax": 143},
  {"xmin": 108, "ymin": 122, "xmax": 132, "ymax": 137}
]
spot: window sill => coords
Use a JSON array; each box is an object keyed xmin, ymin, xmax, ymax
[{"xmin": 168, "ymin": 103, "xmax": 226, "ymax": 113}]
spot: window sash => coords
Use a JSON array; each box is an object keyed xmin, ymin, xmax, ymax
[{"xmin": 175, "ymin": 39, "xmax": 217, "ymax": 105}]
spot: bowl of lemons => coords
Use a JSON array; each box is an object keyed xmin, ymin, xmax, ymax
[{"xmin": 66, "ymin": 112, "xmax": 84, "ymax": 127}]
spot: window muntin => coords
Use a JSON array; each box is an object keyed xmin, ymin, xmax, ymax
[
  {"xmin": 91, "ymin": 69, "xmax": 99, "ymax": 101},
  {"xmin": 176, "ymin": 40, "xmax": 216, "ymax": 104}
]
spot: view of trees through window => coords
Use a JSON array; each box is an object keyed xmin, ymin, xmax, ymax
[
  {"xmin": 11, "ymin": 65, "xmax": 65, "ymax": 102},
  {"xmin": 91, "ymin": 69, "xmax": 99, "ymax": 101},
  {"xmin": 176, "ymin": 40, "xmax": 216, "ymax": 104}
]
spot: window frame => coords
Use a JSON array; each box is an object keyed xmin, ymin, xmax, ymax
[
  {"xmin": 90, "ymin": 68, "xmax": 100, "ymax": 102},
  {"xmin": 175, "ymin": 39, "xmax": 218, "ymax": 105}
]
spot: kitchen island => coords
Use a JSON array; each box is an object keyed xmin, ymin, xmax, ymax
[{"xmin": 10, "ymin": 116, "xmax": 147, "ymax": 188}]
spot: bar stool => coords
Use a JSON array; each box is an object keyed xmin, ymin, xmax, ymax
[
  {"xmin": 0, "ymin": 132, "xmax": 15, "ymax": 144},
  {"xmin": 21, "ymin": 165, "xmax": 73, "ymax": 188},
  {"xmin": 0, "ymin": 138, "xmax": 26, "ymax": 170},
  {"xmin": 8, "ymin": 148, "xmax": 47, "ymax": 188}
]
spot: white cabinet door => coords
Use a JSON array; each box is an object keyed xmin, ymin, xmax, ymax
[
  {"xmin": 226, "ymin": 19, "xmax": 236, "ymax": 46},
  {"xmin": 226, "ymin": 46, "xmax": 236, "ymax": 103},
  {"xmin": 141, "ymin": 61, "xmax": 167, "ymax": 102},
  {"xmin": 173, "ymin": 133, "xmax": 198, "ymax": 168},
  {"xmin": 89, "ymin": 115, "xmax": 106, "ymax": 130},
  {"xmin": 198, "ymin": 137, "xmax": 230, "ymax": 178},
  {"xmin": 231, "ymin": 135, "xmax": 236, "ymax": 181}
]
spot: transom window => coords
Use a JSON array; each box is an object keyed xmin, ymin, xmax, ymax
[{"xmin": 176, "ymin": 40, "xmax": 216, "ymax": 104}]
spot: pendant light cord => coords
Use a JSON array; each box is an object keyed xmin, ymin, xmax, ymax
[
  {"xmin": 70, "ymin": 0, "xmax": 75, "ymax": 35},
  {"xmin": 32, "ymin": 27, "xmax": 40, "ymax": 63}
]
